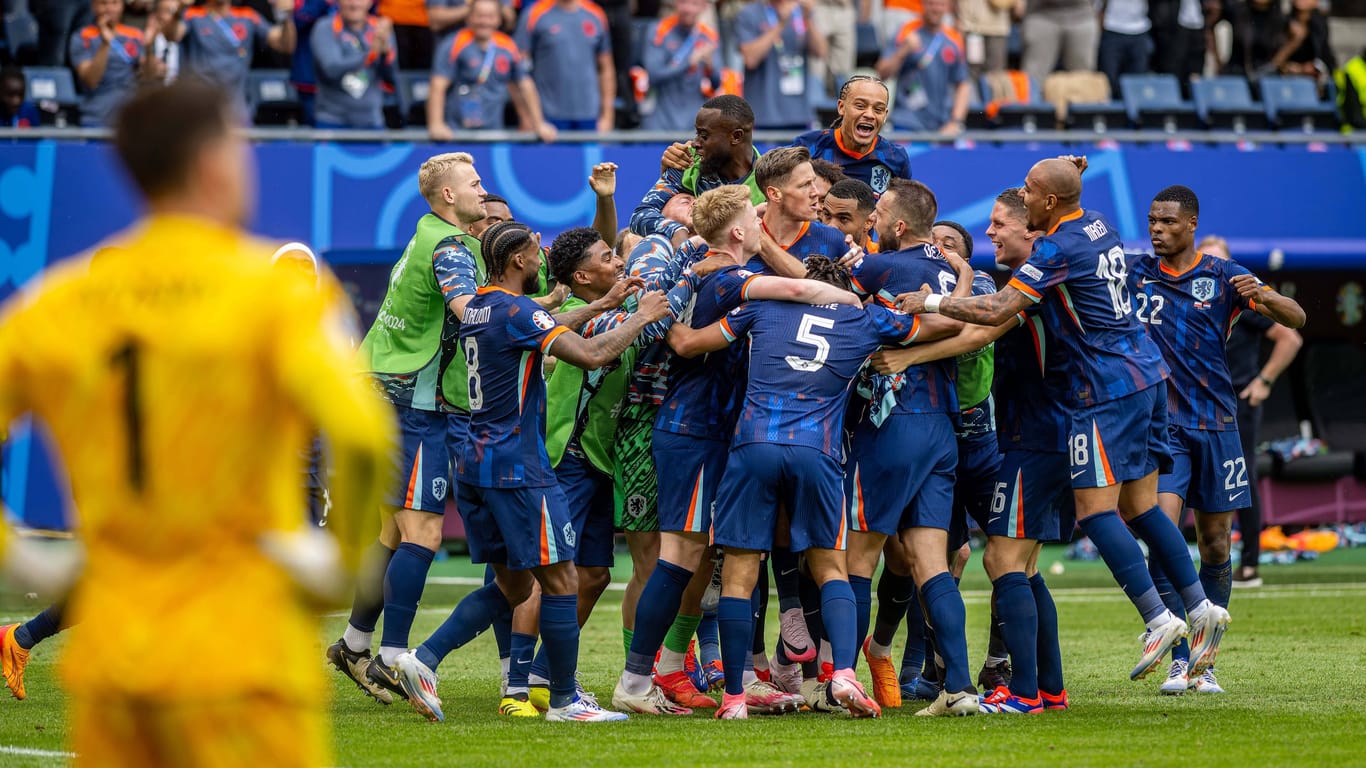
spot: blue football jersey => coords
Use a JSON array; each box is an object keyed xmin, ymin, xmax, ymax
[
  {"xmin": 764, "ymin": 220, "xmax": 851, "ymax": 264},
  {"xmin": 1006, "ymin": 209, "xmax": 1169, "ymax": 407},
  {"xmin": 791, "ymin": 128, "xmax": 912, "ymax": 195},
  {"xmin": 721, "ymin": 300, "xmax": 918, "ymax": 458},
  {"xmin": 655, "ymin": 264, "xmax": 758, "ymax": 440},
  {"xmin": 994, "ymin": 305, "xmax": 1070, "ymax": 453},
  {"xmin": 849, "ymin": 245, "xmax": 958, "ymax": 415},
  {"xmin": 1130, "ymin": 252, "xmax": 1259, "ymax": 431},
  {"xmin": 458, "ymin": 287, "xmax": 569, "ymax": 488}
]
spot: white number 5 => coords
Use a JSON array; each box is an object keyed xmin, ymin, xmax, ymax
[{"xmin": 786, "ymin": 314, "xmax": 834, "ymax": 372}]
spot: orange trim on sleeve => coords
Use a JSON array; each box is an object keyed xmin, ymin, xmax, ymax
[
  {"xmin": 449, "ymin": 28, "xmax": 476, "ymax": 60},
  {"xmin": 524, "ymin": 0, "xmax": 556, "ymax": 34},
  {"xmin": 183, "ymin": 7, "xmax": 208, "ymax": 19},
  {"xmin": 719, "ymin": 315, "xmax": 737, "ymax": 341},
  {"xmin": 905, "ymin": 314, "xmax": 921, "ymax": 342},
  {"xmin": 895, "ymin": 20, "xmax": 923, "ymax": 46},
  {"xmin": 739, "ymin": 274, "xmax": 761, "ymax": 301},
  {"xmin": 1045, "ymin": 208, "xmax": 1085, "ymax": 236},
  {"xmin": 1007, "ymin": 277, "xmax": 1042, "ymax": 302},
  {"xmin": 539, "ymin": 325, "xmax": 570, "ymax": 352}
]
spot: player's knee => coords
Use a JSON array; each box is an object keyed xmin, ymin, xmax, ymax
[
  {"xmin": 578, "ymin": 566, "xmax": 611, "ymax": 599},
  {"xmin": 536, "ymin": 561, "xmax": 579, "ymax": 596}
]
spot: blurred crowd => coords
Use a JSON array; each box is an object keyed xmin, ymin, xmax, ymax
[{"xmin": 1, "ymin": 0, "xmax": 1363, "ymax": 132}]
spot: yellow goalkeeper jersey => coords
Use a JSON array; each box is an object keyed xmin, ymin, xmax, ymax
[{"xmin": 0, "ymin": 214, "xmax": 393, "ymax": 699}]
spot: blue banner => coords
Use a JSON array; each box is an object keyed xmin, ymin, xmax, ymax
[{"xmin": 3, "ymin": 139, "xmax": 1365, "ymax": 528}]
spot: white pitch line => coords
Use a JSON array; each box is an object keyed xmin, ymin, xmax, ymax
[{"xmin": 0, "ymin": 745, "xmax": 75, "ymax": 760}]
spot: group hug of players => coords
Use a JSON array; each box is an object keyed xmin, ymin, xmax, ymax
[{"xmin": 332, "ymin": 76, "xmax": 1305, "ymax": 723}]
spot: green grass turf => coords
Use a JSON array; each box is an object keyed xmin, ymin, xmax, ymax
[{"xmin": 2, "ymin": 545, "xmax": 1365, "ymax": 767}]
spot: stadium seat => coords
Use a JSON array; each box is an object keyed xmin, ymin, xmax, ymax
[
  {"xmin": 1042, "ymin": 71, "xmax": 1126, "ymax": 132},
  {"xmin": 1120, "ymin": 73, "xmax": 1201, "ymax": 131},
  {"xmin": 22, "ymin": 66, "xmax": 78, "ymax": 125},
  {"xmin": 1258, "ymin": 75, "xmax": 1338, "ymax": 132},
  {"xmin": 981, "ymin": 70, "xmax": 1055, "ymax": 131},
  {"xmin": 397, "ymin": 70, "xmax": 430, "ymax": 128},
  {"xmin": 1191, "ymin": 76, "xmax": 1266, "ymax": 132},
  {"xmin": 246, "ymin": 69, "xmax": 302, "ymax": 126}
]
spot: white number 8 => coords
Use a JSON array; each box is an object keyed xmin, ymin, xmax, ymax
[
  {"xmin": 1070, "ymin": 433, "xmax": 1089, "ymax": 467},
  {"xmin": 465, "ymin": 337, "xmax": 484, "ymax": 410}
]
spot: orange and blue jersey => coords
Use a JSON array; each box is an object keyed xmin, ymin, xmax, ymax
[
  {"xmin": 994, "ymin": 305, "xmax": 1069, "ymax": 453},
  {"xmin": 68, "ymin": 23, "xmax": 144, "ymax": 126},
  {"xmin": 849, "ymin": 245, "xmax": 958, "ymax": 416},
  {"xmin": 761, "ymin": 219, "xmax": 850, "ymax": 267},
  {"xmin": 1130, "ymin": 252, "xmax": 1259, "ymax": 431},
  {"xmin": 1006, "ymin": 209, "xmax": 1168, "ymax": 407},
  {"xmin": 515, "ymin": 0, "xmax": 611, "ymax": 122},
  {"xmin": 791, "ymin": 128, "xmax": 913, "ymax": 195},
  {"xmin": 720, "ymin": 300, "xmax": 918, "ymax": 458},
  {"xmin": 180, "ymin": 6, "xmax": 273, "ymax": 104},
  {"xmin": 654, "ymin": 263, "xmax": 758, "ymax": 440},
  {"xmin": 885, "ymin": 21, "xmax": 969, "ymax": 131},
  {"xmin": 623, "ymin": 235, "xmax": 704, "ymax": 405},
  {"xmin": 457, "ymin": 287, "xmax": 569, "ymax": 488},
  {"xmin": 640, "ymin": 15, "xmax": 721, "ymax": 131},
  {"xmin": 433, "ymin": 30, "xmax": 528, "ymax": 129}
]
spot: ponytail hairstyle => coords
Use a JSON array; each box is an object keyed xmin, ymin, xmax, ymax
[
  {"xmin": 480, "ymin": 220, "xmax": 536, "ymax": 281},
  {"xmin": 831, "ymin": 74, "xmax": 889, "ymax": 129},
  {"xmin": 803, "ymin": 255, "xmax": 853, "ymax": 292}
]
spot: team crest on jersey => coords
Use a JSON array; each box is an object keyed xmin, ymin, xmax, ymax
[
  {"xmin": 870, "ymin": 165, "xmax": 890, "ymax": 194},
  {"xmin": 1192, "ymin": 277, "xmax": 1216, "ymax": 304},
  {"xmin": 532, "ymin": 310, "xmax": 557, "ymax": 330},
  {"xmin": 432, "ymin": 477, "xmax": 448, "ymax": 501},
  {"xmin": 626, "ymin": 494, "xmax": 648, "ymax": 518},
  {"xmin": 562, "ymin": 522, "xmax": 576, "ymax": 548}
]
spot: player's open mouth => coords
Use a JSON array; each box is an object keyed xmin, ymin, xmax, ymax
[{"xmin": 853, "ymin": 121, "xmax": 877, "ymax": 140}]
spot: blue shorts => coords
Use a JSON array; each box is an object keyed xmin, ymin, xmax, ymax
[
  {"xmin": 446, "ymin": 410, "xmax": 471, "ymax": 476},
  {"xmin": 555, "ymin": 451, "xmax": 617, "ymax": 568},
  {"xmin": 987, "ymin": 449, "xmax": 1075, "ymax": 542},
  {"xmin": 712, "ymin": 444, "xmax": 847, "ymax": 553},
  {"xmin": 846, "ymin": 413, "xmax": 958, "ymax": 534},
  {"xmin": 387, "ymin": 405, "xmax": 452, "ymax": 513},
  {"xmin": 948, "ymin": 430, "xmax": 1003, "ymax": 549},
  {"xmin": 457, "ymin": 481, "xmax": 576, "ymax": 570},
  {"xmin": 1159, "ymin": 425, "xmax": 1249, "ymax": 513},
  {"xmin": 652, "ymin": 429, "xmax": 728, "ymax": 534},
  {"xmin": 1067, "ymin": 385, "xmax": 1171, "ymax": 489}
]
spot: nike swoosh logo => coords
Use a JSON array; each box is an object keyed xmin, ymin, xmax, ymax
[
  {"xmin": 779, "ymin": 569, "xmax": 797, "ymax": 577},
  {"xmin": 516, "ymin": 657, "xmax": 532, "ymax": 665},
  {"xmin": 1227, "ymin": 493, "xmax": 1245, "ymax": 502},
  {"xmin": 1070, "ymin": 470, "xmax": 1086, "ymax": 479}
]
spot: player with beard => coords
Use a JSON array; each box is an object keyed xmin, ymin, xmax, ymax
[{"xmin": 791, "ymin": 75, "xmax": 912, "ymax": 196}]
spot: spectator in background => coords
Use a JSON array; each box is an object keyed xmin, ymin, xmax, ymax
[
  {"xmin": 0, "ymin": 66, "xmax": 42, "ymax": 126},
  {"xmin": 33, "ymin": 0, "xmax": 90, "ymax": 66},
  {"xmin": 1270, "ymin": 0, "xmax": 1335, "ymax": 82},
  {"xmin": 1150, "ymin": 0, "xmax": 1205, "ymax": 93},
  {"xmin": 161, "ymin": 0, "xmax": 297, "ymax": 116},
  {"xmin": 310, "ymin": 0, "xmax": 396, "ymax": 128},
  {"xmin": 876, "ymin": 0, "xmax": 969, "ymax": 133},
  {"xmin": 736, "ymin": 0, "xmax": 826, "ymax": 130},
  {"xmin": 69, "ymin": 0, "xmax": 151, "ymax": 126},
  {"xmin": 1224, "ymin": 0, "xmax": 1284, "ymax": 77},
  {"xmin": 1018, "ymin": 0, "xmax": 1097, "ymax": 95},
  {"xmin": 515, "ymin": 0, "xmax": 614, "ymax": 132},
  {"xmin": 811, "ymin": 0, "xmax": 869, "ymax": 93},
  {"xmin": 880, "ymin": 0, "xmax": 919, "ymax": 51},
  {"xmin": 1098, "ymin": 0, "xmax": 1152, "ymax": 97},
  {"xmin": 956, "ymin": 0, "xmax": 1011, "ymax": 78},
  {"xmin": 378, "ymin": 0, "xmax": 432, "ymax": 69},
  {"xmin": 147, "ymin": 0, "xmax": 182, "ymax": 84},
  {"xmin": 1201, "ymin": 234, "xmax": 1303, "ymax": 589},
  {"xmin": 290, "ymin": 0, "xmax": 337, "ymax": 124},
  {"xmin": 427, "ymin": 0, "xmax": 471, "ymax": 39},
  {"xmin": 598, "ymin": 0, "xmax": 637, "ymax": 128},
  {"xmin": 428, "ymin": 0, "xmax": 556, "ymax": 139},
  {"xmin": 640, "ymin": 0, "xmax": 720, "ymax": 132}
]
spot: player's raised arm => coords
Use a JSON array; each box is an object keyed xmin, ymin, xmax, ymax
[{"xmin": 1231, "ymin": 273, "xmax": 1306, "ymax": 329}]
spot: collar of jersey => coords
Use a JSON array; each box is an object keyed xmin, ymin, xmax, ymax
[
  {"xmin": 761, "ymin": 218, "xmax": 809, "ymax": 250},
  {"xmin": 833, "ymin": 127, "xmax": 877, "ymax": 160},
  {"xmin": 1045, "ymin": 208, "xmax": 1085, "ymax": 236},
  {"xmin": 477, "ymin": 285, "xmax": 516, "ymax": 295},
  {"xmin": 1158, "ymin": 253, "xmax": 1205, "ymax": 278}
]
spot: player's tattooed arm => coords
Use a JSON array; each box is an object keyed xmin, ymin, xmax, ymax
[
  {"xmin": 1232, "ymin": 274, "xmax": 1306, "ymax": 329},
  {"xmin": 554, "ymin": 276, "xmax": 646, "ymax": 329},
  {"xmin": 869, "ymin": 318, "xmax": 1014, "ymax": 373},
  {"xmin": 551, "ymin": 291, "xmax": 673, "ymax": 369},
  {"xmin": 896, "ymin": 284, "xmax": 1032, "ymax": 326}
]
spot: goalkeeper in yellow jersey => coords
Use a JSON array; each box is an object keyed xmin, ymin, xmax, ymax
[{"xmin": 0, "ymin": 80, "xmax": 394, "ymax": 768}]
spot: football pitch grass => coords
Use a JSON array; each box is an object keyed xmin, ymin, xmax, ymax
[{"xmin": 3, "ymin": 545, "xmax": 1365, "ymax": 767}]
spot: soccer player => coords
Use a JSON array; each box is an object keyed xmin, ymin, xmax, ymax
[
  {"xmin": 809, "ymin": 158, "xmax": 847, "ymax": 201},
  {"xmin": 820, "ymin": 178, "xmax": 877, "ymax": 250},
  {"xmin": 309, "ymin": 0, "xmax": 396, "ymax": 129},
  {"xmin": 428, "ymin": 0, "xmax": 556, "ymax": 142},
  {"xmin": 876, "ymin": 188, "xmax": 1072, "ymax": 713},
  {"xmin": 632, "ymin": 95, "xmax": 766, "ymax": 247},
  {"xmin": 842, "ymin": 179, "xmax": 976, "ymax": 715},
  {"xmin": 640, "ymin": 0, "xmax": 720, "ymax": 132},
  {"xmin": 898, "ymin": 158, "xmax": 1232, "ymax": 684},
  {"xmin": 754, "ymin": 147, "xmax": 850, "ymax": 269},
  {"xmin": 610, "ymin": 185, "xmax": 864, "ymax": 716},
  {"xmin": 0, "ymin": 79, "xmax": 393, "ymax": 766},
  {"xmin": 792, "ymin": 75, "xmax": 912, "ymax": 195},
  {"xmin": 394, "ymin": 222, "xmax": 672, "ymax": 723},
  {"xmin": 1134, "ymin": 186, "xmax": 1304, "ymax": 694},
  {"xmin": 667, "ymin": 255, "xmax": 931, "ymax": 719},
  {"xmin": 161, "ymin": 0, "xmax": 297, "ymax": 115},
  {"xmin": 515, "ymin": 0, "xmax": 615, "ymax": 132},
  {"xmin": 69, "ymin": 0, "xmax": 150, "ymax": 127}
]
